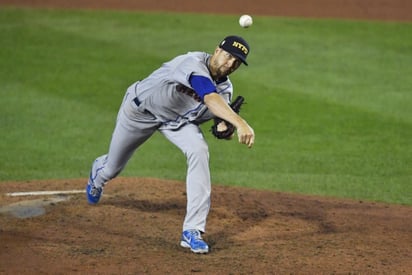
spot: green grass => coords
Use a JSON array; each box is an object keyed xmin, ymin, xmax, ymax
[{"xmin": 0, "ymin": 7, "xmax": 411, "ymax": 205}]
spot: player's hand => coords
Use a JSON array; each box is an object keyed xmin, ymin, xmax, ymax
[
  {"xmin": 237, "ymin": 123, "xmax": 255, "ymax": 148},
  {"xmin": 217, "ymin": 121, "xmax": 234, "ymax": 139}
]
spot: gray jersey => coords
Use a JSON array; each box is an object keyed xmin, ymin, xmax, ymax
[
  {"xmin": 87, "ymin": 36, "xmax": 253, "ymax": 252},
  {"xmin": 130, "ymin": 51, "xmax": 233, "ymax": 130}
]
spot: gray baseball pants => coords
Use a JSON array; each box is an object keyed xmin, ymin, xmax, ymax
[{"xmin": 89, "ymin": 90, "xmax": 211, "ymax": 232}]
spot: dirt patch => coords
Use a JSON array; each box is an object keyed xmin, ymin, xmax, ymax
[
  {"xmin": 0, "ymin": 178, "xmax": 411, "ymax": 274},
  {"xmin": 1, "ymin": 0, "xmax": 412, "ymax": 21}
]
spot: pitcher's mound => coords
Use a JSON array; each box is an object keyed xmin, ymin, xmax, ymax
[{"xmin": 0, "ymin": 177, "xmax": 411, "ymax": 274}]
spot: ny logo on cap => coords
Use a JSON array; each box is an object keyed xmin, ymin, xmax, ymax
[{"xmin": 232, "ymin": 41, "xmax": 249, "ymax": 55}]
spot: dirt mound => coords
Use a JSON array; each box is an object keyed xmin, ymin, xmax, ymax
[{"xmin": 0, "ymin": 178, "xmax": 411, "ymax": 274}]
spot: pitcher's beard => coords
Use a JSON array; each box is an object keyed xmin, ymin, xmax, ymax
[{"xmin": 215, "ymin": 67, "xmax": 232, "ymax": 79}]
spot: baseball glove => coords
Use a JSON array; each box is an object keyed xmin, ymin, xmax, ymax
[{"xmin": 211, "ymin": 96, "xmax": 245, "ymax": 139}]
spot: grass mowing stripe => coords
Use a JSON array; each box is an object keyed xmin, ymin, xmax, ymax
[
  {"xmin": 0, "ymin": 7, "xmax": 410, "ymax": 205},
  {"xmin": 207, "ymin": 88, "xmax": 411, "ymax": 204}
]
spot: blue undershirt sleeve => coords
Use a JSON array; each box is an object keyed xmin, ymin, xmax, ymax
[{"xmin": 189, "ymin": 75, "xmax": 216, "ymax": 101}]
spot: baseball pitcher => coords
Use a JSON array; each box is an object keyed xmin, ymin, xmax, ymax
[{"xmin": 86, "ymin": 35, "xmax": 255, "ymax": 254}]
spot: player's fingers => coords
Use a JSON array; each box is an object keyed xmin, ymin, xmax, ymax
[
  {"xmin": 245, "ymin": 133, "xmax": 254, "ymax": 148},
  {"xmin": 237, "ymin": 134, "xmax": 244, "ymax": 144},
  {"xmin": 237, "ymin": 124, "xmax": 254, "ymax": 147},
  {"xmin": 238, "ymin": 132, "xmax": 254, "ymax": 148},
  {"xmin": 247, "ymin": 134, "xmax": 255, "ymax": 148}
]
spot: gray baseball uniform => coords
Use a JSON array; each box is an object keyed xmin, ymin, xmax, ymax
[{"xmin": 89, "ymin": 51, "xmax": 233, "ymax": 232}]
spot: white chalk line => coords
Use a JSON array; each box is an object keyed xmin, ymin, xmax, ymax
[{"xmin": 6, "ymin": 190, "xmax": 85, "ymax": 197}]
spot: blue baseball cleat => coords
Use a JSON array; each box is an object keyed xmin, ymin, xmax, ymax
[
  {"xmin": 86, "ymin": 176, "xmax": 103, "ymax": 204},
  {"xmin": 180, "ymin": 229, "xmax": 209, "ymax": 254}
]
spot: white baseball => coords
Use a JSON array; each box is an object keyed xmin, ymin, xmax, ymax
[{"xmin": 239, "ymin": 14, "xmax": 253, "ymax": 28}]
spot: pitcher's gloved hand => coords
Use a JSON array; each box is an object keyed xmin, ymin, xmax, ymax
[{"xmin": 211, "ymin": 96, "xmax": 245, "ymax": 139}]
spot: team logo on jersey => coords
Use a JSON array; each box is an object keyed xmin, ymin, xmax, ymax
[{"xmin": 176, "ymin": 84, "xmax": 201, "ymax": 102}]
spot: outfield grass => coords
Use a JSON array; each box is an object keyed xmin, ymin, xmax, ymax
[{"xmin": 0, "ymin": 7, "xmax": 411, "ymax": 205}]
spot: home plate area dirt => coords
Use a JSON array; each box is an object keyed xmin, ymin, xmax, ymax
[
  {"xmin": 0, "ymin": 178, "xmax": 411, "ymax": 274},
  {"xmin": 1, "ymin": 0, "xmax": 411, "ymax": 273}
]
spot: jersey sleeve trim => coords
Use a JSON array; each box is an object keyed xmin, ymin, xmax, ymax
[{"xmin": 189, "ymin": 75, "xmax": 216, "ymax": 101}]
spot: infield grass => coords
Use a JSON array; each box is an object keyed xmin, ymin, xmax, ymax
[{"xmin": 0, "ymin": 7, "xmax": 411, "ymax": 205}]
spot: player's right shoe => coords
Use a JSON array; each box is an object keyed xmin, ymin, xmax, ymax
[
  {"xmin": 86, "ymin": 180, "xmax": 103, "ymax": 204},
  {"xmin": 180, "ymin": 229, "xmax": 209, "ymax": 254},
  {"xmin": 86, "ymin": 159, "xmax": 104, "ymax": 204}
]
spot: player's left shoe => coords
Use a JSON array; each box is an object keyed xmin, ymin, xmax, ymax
[{"xmin": 180, "ymin": 229, "xmax": 209, "ymax": 254}]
